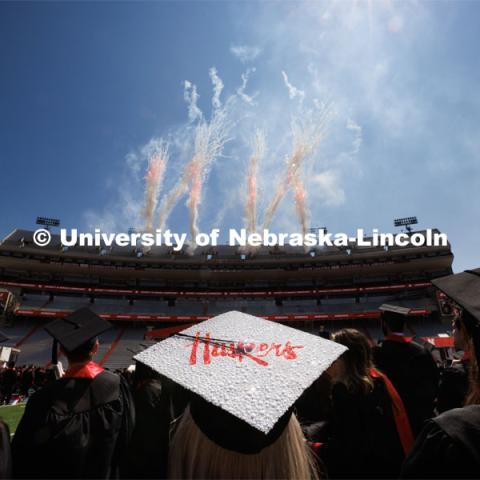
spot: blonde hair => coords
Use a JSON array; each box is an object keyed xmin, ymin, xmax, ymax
[{"xmin": 168, "ymin": 406, "xmax": 320, "ymax": 479}]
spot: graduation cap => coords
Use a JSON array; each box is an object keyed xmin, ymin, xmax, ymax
[
  {"xmin": 433, "ymin": 268, "xmax": 480, "ymax": 376},
  {"xmin": 134, "ymin": 310, "xmax": 346, "ymax": 453},
  {"xmin": 0, "ymin": 331, "xmax": 9, "ymax": 343},
  {"xmin": 45, "ymin": 308, "xmax": 112, "ymax": 364},
  {"xmin": 379, "ymin": 304, "xmax": 412, "ymax": 333},
  {"xmin": 432, "ymin": 269, "xmax": 480, "ymax": 324}
]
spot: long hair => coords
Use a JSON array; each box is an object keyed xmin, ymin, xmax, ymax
[
  {"xmin": 465, "ymin": 344, "xmax": 480, "ymax": 405},
  {"xmin": 462, "ymin": 311, "xmax": 480, "ymax": 405},
  {"xmin": 168, "ymin": 406, "xmax": 320, "ymax": 479},
  {"xmin": 332, "ymin": 328, "xmax": 375, "ymax": 395}
]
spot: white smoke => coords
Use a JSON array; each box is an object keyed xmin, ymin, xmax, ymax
[
  {"xmin": 237, "ymin": 68, "xmax": 257, "ymax": 105},
  {"xmin": 184, "ymin": 80, "xmax": 202, "ymax": 122},
  {"xmin": 281, "ymin": 71, "xmax": 305, "ymax": 102},
  {"xmin": 230, "ymin": 44, "xmax": 262, "ymax": 63},
  {"xmin": 209, "ymin": 67, "xmax": 224, "ymax": 110}
]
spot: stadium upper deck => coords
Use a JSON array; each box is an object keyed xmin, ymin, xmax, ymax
[
  {"xmin": 0, "ymin": 228, "xmax": 453, "ymax": 289},
  {"xmin": 0, "ymin": 228, "xmax": 454, "ymax": 366}
]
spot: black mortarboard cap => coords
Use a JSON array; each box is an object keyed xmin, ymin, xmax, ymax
[
  {"xmin": 45, "ymin": 308, "xmax": 111, "ymax": 363},
  {"xmin": 433, "ymin": 268, "xmax": 480, "ymax": 377},
  {"xmin": 432, "ymin": 269, "xmax": 480, "ymax": 324},
  {"xmin": 379, "ymin": 304, "xmax": 411, "ymax": 332},
  {"xmin": 190, "ymin": 394, "xmax": 293, "ymax": 454}
]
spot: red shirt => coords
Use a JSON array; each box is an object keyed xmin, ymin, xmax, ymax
[{"xmin": 63, "ymin": 361, "xmax": 104, "ymax": 379}]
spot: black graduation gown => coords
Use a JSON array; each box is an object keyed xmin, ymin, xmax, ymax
[
  {"xmin": 401, "ymin": 405, "xmax": 480, "ymax": 479},
  {"xmin": 373, "ymin": 338, "xmax": 439, "ymax": 434},
  {"xmin": 125, "ymin": 378, "xmax": 171, "ymax": 479},
  {"xmin": 124, "ymin": 369, "xmax": 190, "ymax": 479},
  {"xmin": 320, "ymin": 379, "xmax": 405, "ymax": 479},
  {"xmin": 0, "ymin": 420, "xmax": 12, "ymax": 479},
  {"xmin": 295, "ymin": 374, "xmax": 333, "ymax": 425},
  {"xmin": 11, "ymin": 369, "xmax": 135, "ymax": 479},
  {"xmin": 437, "ymin": 360, "xmax": 469, "ymax": 413}
]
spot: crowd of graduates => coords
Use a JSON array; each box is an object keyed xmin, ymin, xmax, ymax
[
  {"xmin": 0, "ymin": 364, "xmax": 133, "ymax": 405},
  {"xmin": 0, "ymin": 364, "xmax": 61, "ymax": 405},
  {"xmin": 0, "ymin": 267, "xmax": 479, "ymax": 479}
]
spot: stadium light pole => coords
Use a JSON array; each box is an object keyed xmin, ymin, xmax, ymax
[
  {"xmin": 36, "ymin": 217, "xmax": 60, "ymax": 231},
  {"xmin": 309, "ymin": 226, "xmax": 327, "ymax": 234},
  {"xmin": 393, "ymin": 216, "xmax": 418, "ymax": 233}
]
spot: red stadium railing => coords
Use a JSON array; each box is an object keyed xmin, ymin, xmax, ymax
[
  {"xmin": 13, "ymin": 307, "xmax": 431, "ymax": 322},
  {"xmin": 0, "ymin": 280, "xmax": 432, "ymax": 298}
]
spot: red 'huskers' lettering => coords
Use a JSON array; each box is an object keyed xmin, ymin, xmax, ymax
[{"xmin": 187, "ymin": 332, "xmax": 304, "ymax": 367}]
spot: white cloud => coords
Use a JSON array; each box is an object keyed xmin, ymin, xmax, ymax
[
  {"xmin": 125, "ymin": 152, "xmax": 142, "ymax": 179},
  {"xmin": 388, "ymin": 15, "xmax": 404, "ymax": 33},
  {"xmin": 346, "ymin": 118, "xmax": 362, "ymax": 157},
  {"xmin": 230, "ymin": 44, "xmax": 261, "ymax": 63},
  {"xmin": 311, "ymin": 170, "xmax": 346, "ymax": 207},
  {"xmin": 83, "ymin": 188, "xmax": 143, "ymax": 233}
]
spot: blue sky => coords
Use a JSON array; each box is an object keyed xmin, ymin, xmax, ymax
[{"xmin": 1, "ymin": 1, "xmax": 479, "ymax": 272}]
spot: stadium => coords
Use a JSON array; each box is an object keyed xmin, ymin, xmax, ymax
[
  {"xmin": 0, "ymin": 222, "xmax": 455, "ymax": 371},
  {"xmin": 3, "ymin": 2, "xmax": 480, "ymax": 478}
]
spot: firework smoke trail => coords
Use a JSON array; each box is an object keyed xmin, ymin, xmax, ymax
[
  {"xmin": 156, "ymin": 116, "xmax": 230, "ymax": 235},
  {"xmin": 156, "ymin": 81, "xmax": 205, "ymax": 231},
  {"xmin": 237, "ymin": 68, "xmax": 257, "ymax": 105},
  {"xmin": 293, "ymin": 173, "xmax": 308, "ymax": 237},
  {"xmin": 184, "ymin": 80, "xmax": 202, "ymax": 122},
  {"xmin": 261, "ymin": 103, "xmax": 332, "ymax": 231},
  {"xmin": 261, "ymin": 149, "xmax": 303, "ymax": 231},
  {"xmin": 187, "ymin": 107, "xmax": 230, "ymax": 248},
  {"xmin": 209, "ymin": 67, "xmax": 224, "ymax": 110},
  {"xmin": 156, "ymin": 169, "xmax": 191, "ymax": 231},
  {"xmin": 142, "ymin": 143, "xmax": 168, "ymax": 233},
  {"xmin": 244, "ymin": 129, "xmax": 266, "ymax": 236},
  {"xmin": 281, "ymin": 71, "xmax": 305, "ymax": 103},
  {"xmin": 156, "ymin": 77, "xmax": 231, "ymax": 249},
  {"xmin": 184, "ymin": 70, "xmax": 231, "ymax": 249}
]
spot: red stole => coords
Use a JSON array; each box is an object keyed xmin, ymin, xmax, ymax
[
  {"xmin": 64, "ymin": 361, "xmax": 104, "ymax": 379},
  {"xmin": 370, "ymin": 367, "xmax": 414, "ymax": 456}
]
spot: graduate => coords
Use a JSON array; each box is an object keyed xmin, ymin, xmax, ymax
[
  {"xmin": 437, "ymin": 308, "xmax": 470, "ymax": 413},
  {"xmin": 124, "ymin": 362, "xmax": 174, "ymax": 480},
  {"xmin": 401, "ymin": 268, "xmax": 480, "ymax": 478},
  {"xmin": 133, "ymin": 310, "xmax": 347, "ymax": 479},
  {"xmin": 0, "ymin": 331, "xmax": 12, "ymax": 480},
  {"xmin": 11, "ymin": 308, "xmax": 135, "ymax": 479},
  {"xmin": 0, "ymin": 419, "xmax": 12, "ymax": 480},
  {"xmin": 373, "ymin": 304, "xmax": 439, "ymax": 435},
  {"xmin": 322, "ymin": 328, "xmax": 414, "ymax": 479}
]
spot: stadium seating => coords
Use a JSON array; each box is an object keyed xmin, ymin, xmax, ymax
[{"xmin": 0, "ymin": 227, "xmax": 455, "ymax": 368}]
